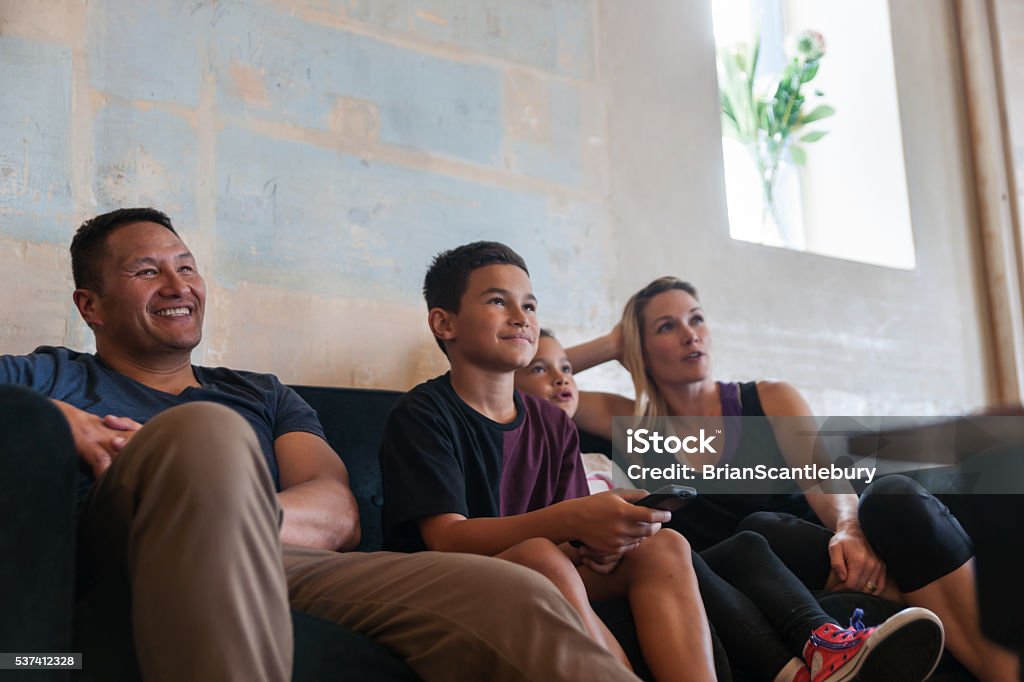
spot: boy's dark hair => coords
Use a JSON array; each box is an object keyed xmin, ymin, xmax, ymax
[
  {"xmin": 423, "ymin": 241, "xmax": 529, "ymax": 354},
  {"xmin": 539, "ymin": 328, "xmax": 555, "ymax": 340},
  {"xmin": 70, "ymin": 207, "xmax": 177, "ymax": 291}
]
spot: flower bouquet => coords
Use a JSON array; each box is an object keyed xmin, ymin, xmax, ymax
[{"xmin": 718, "ymin": 30, "xmax": 835, "ymax": 242}]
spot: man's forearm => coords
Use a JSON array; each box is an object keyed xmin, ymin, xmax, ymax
[{"xmin": 278, "ymin": 479, "xmax": 360, "ymax": 551}]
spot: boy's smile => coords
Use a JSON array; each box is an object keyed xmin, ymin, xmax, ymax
[{"xmin": 441, "ymin": 264, "xmax": 538, "ymax": 371}]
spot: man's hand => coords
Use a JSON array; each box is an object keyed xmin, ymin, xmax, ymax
[
  {"xmin": 52, "ymin": 400, "xmax": 142, "ymax": 477},
  {"xmin": 828, "ymin": 523, "xmax": 886, "ymax": 594},
  {"xmin": 566, "ymin": 489, "xmax": 669, "ymax": 554},
  {"xmin": 101, "ymin": 414, "xmax": 144, "ymax": 433}
]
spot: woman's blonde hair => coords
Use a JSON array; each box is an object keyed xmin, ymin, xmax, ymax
[{"xmin": 620, "ymin": 277, "xmax": 700, "ymax": 419}]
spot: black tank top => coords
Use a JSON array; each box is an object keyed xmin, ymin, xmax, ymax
[{"xmin": 665, "ymin": 381, "xmax": 815, "ymax": 551}]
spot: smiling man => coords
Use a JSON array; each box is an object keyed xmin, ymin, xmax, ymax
[{"xmin": 0, "ymin": 208, "xmax": 639, "ymax": 682}]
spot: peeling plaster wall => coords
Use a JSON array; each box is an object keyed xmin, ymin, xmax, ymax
[
  {"xmin": 0, "ymin": 0, "xmax": 1001, "ymax": 413},
  {"xmin": 0, "ymin": 0, "xmax": 612, "ymax": 389}
]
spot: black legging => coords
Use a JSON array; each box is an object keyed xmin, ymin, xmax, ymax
[
  {"xmin": 695, "ymin": 530, "xmax": 837, "ymax": 680},
  {"xmin": 738, "ymin": 475, "xmax": 975, "ymax": 592}
]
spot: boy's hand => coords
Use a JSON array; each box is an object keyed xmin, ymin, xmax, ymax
[{"xmin": 566, "ymin": 489, "xmax": 669, "ymax": 554}]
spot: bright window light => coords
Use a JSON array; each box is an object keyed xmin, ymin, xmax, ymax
[{"xmin": 712, "ymin": 0, "xmax": 916, "ymax": 269}]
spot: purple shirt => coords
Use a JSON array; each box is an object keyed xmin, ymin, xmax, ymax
[{"xmin": 498, "ymin": 390, "xmax": 589, "ymax": 516}]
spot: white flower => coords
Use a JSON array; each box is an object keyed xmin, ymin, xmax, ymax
[{"xmin": 786, "ymin": 30, "xmax": 826, "ymax": 62}]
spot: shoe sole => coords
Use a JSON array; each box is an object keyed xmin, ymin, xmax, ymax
[{"xmin": 829, "ymin": 607, "xmax": 945, "ymax": 682}]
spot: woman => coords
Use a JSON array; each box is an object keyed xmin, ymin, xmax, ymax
[{"xmin": 567, "ymin": 276, "xmax": 1018, "ymax": 682}]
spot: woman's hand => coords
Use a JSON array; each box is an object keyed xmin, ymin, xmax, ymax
[
  {"xmin": 608, "ymin": 322, "xmax": 624, "ymax": 364},
  {"xmin": 565, "ymin": 323, "xmax": 624, "ymax": 374},
  {"xmin": 828, "ymin": 522, "xmax": 887, "ymax": 594}
]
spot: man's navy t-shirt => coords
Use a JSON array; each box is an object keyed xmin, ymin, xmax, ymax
[
  {"xmin": 0, "ymin": 346, "xmax": 325, "ymax": 501},
  {"xmin": 379, "ymin": 372, "xmax": 589, "ymax": 552}
]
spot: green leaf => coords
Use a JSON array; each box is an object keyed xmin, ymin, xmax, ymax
[
  {"xmin": 716, "ymin": 30, "xmax": 834, "ymax": 152},
  {"xmin": 717, "ymin": 45, "xmax": 760, "ymax": 144},
  {"xmin": 800, "ymin": 105, "xmax": 835, "ymax": 124},
  {"xmin": 749, "ymin": 35, "xmax": 760, "ymax": 84},
  {"xmin": 789, "ymin": 145, "xmax": 807, "ymax": 165},
  {"xmin": 721, "ymin": 113, "xmax": 741, "ymax": 140},
  {"xmin": 800, "ymin": 62, "xmax": 819, "ymax": 83},
  {"xmin": 800, "ymin": 130, "xmax": 828, "ymax": 143}
]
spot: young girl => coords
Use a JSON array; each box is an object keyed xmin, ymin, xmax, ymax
[{"xmin": 516, "ymin": 329, "xmax": 630, "ymax": 494}]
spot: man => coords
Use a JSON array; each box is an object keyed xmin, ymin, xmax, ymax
[{"xmin": 0, "ymin": 208, "xmax": 638, "ymax": 681}]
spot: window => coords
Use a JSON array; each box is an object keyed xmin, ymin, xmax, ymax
[{"xmin": 712, "ymin": 0, "xmax": 916, "ymax": 269}]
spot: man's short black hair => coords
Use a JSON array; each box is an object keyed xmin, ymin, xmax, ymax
[
  {"xmin": 70, "ymin": 207, "xmax": 177, "ymax": 291},
  {"xmin": 423, "ymin": 241, "xmax": 529, "ymax": 354}
]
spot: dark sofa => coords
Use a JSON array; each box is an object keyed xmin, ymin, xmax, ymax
[
  {"xmin": 296, "ymin": 387, "xmax": 977, "ymax": 681},
  {"xmin": 1, "ymin": 384, "xmax": 982, "ymax": 681}
]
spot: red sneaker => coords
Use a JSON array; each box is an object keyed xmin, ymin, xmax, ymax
[{"xmin": 803, "ymin": 607, "xmax": 944, "ymax": 682}]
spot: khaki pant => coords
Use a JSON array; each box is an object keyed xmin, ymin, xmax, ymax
[{"xmin": 79, "ymin": 402, "xmax": 636, "ymax": 682}]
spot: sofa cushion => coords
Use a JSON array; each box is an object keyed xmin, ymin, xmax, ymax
[{"xmin": 291, "ymin": 385, "xmax": 401, "ymax": 552}]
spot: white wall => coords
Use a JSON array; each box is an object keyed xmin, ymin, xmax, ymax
[{"xmin": 590, "ymin": 0, "xmax": 994, "ymax": 415}]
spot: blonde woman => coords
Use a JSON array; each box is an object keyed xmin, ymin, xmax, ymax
[{"xmin": 567, "ymin": 276, "xmax": 1018, "ymax": 682}]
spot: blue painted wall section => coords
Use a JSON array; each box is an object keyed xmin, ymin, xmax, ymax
[
  {"xmin": 506, "ymin": 78, "xmax": 583, "ymax": 186},
  {"xmin": 298, "ymin": 0, "xmax": 594, "ymax": 80},
  {"xmin": 216, "ymin": 126, "xmax": 556, "ymax": 298},
  {"xmin": 0, "ymin": 36, "xmax": 73, "ymax": 244},
  {"xmin": 87, "ymin": 0, "xmax": 211, "ymax": 106},
  {"xmin": 213, "ymin": 2, "xmax": 504, "ymax": 166},
  {"xmin": 93, "ymin": 105, "xmax": 198, "ymax": 225},
  {"xmin": 1, "ymin": 0, "xmax": 608, "ymax": 379}
]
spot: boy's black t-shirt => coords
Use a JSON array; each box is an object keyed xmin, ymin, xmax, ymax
[{"xmin": 379, "ymin": 372, "xmax": 589, "ymax": 552}]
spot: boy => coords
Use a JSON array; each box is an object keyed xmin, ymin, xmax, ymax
[{"xmin": 380, "ymin": 242, "xmax": 717, "ymax": 681}]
